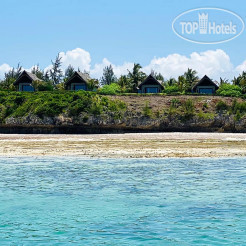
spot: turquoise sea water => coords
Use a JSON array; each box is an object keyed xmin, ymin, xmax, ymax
[{"xmin": 0, "ymin": 158, "xmax": 246, "ymax": 245}]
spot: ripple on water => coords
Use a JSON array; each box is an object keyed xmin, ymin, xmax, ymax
[{"xmin": 0, "ymin": 157, "xmax": 246, "ymax": 245}]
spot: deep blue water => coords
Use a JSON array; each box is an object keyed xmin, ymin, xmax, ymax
[{"xmin": 0, "ymin": 157, "xmax": 246, "ymax": 245}]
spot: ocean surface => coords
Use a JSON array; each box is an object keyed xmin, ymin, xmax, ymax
[{"xmin": 0, "ymin": 157, "xmax": 246, "ymax": 245}]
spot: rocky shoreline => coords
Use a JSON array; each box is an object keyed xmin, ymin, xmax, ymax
[{"xmin": 1, "ymin": 112, "xmax": 246, "ymax": 134}]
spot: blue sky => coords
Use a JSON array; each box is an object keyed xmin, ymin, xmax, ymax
[{"xmin": 0, "ymin": 0, "xmax": 246, "ymax": 80}]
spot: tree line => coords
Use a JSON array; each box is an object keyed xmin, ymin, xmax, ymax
[{"xmin": 1, "ymin": 53, "xmax": 246, "ymax": 95}]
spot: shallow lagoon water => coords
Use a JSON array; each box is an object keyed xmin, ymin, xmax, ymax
[{"xmin": 0, "ymin": 157, "xmax": 246, "ymax": 245}]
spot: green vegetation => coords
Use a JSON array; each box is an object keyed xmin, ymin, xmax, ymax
[
  {"xmin": 0, "ymin": 91, "xmax": 126, "ymax": 122},
  {"xmin": 182, "ymin": 99, "xmax": 195, "ymax": 119},
  {"xmin": 0, "ymin": 91, "xmax": 246, "ymax": 131},
  {"xmin": 197, "ymin": 111, "xmax": 215, "ymax": 120},
  {"xmin": 215, "ymin": 99, "xmax": 246, "ymax": 120},
  {"xmin": 100, "ymin": 65, "xmax": 117, "ymax": 86},
  {"xmin": 202, "ymin": 102, "xmax": 208, "ymax": 110},
  {"xmin": 167, "ymin": 98, "xmax": 196, "ymax": 121},
  {"xmin": 231, "ymin": 99, "xmax": 246, "ymax": 120},
  {"xmin": 142, "ymin": 101, "xmax": 152, "ymax": 117},
  {"xmin": 216, "ymin": 100, "xmax": 229, "ymax": 111},
  {"xmin": 164, "ymin": 85, "xmax": 180, "ymax": 94},
  {"xmin": 1, "ymin": 52, "xmax": 246, "ymax": 128},
  {"xmin": 216, "ymin": 84, "xmax": 242, "ymax": 97},
  {"xmin": 98, "ymin": 83, "xmax": 121, "ymax": 95},
  {"xmin": 170, "ymin": 98, "xmax": 181, "ymax": 108},
  {"xmin": 32, "ymin": 81, "xmax": 54, "ymax": 91},
  {"xmin": 1, "ymin": 56, "xmax": 246, "ymax": 100},
  {"xmin": 168, "ymin": 99, "xmax": 180, "ymax": 116}
]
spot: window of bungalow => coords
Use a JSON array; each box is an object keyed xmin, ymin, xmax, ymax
[
  {"xmin": 22, "ymin": 85, "xmax": 34, "ymax": 92},
  {"xmin": 74, "ymin": 84, "xmax": 86, "ymax": 91},
  {"xmin": 145, "ymin": 87, "xmax": 159, "ymax": 93},
  {"xmin": 199, "ymin": 88, "xmax": 214, "ymax": 94}
]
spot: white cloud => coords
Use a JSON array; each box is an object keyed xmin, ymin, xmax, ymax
[
  {"xmin": 236, "ymin": 60, "xmax": 246, "ymax": 74},
  {"xmin": 43, "ymin": 48, "xmax": 91, "ymax": 74},
  {"xmin": 90, "ymin": 58, "xmax": 134, "ymax": 78},
  {"xmin": 0, "ymin": 63, "xmax": 12, "ymax": 79},
  {"xmin": 44, "ymin": 64, "xmax": 53, "ymax": 73},
  {"xmin": 90, "ymin": 58, "xmax": 111, "ymax": 78},
  {"xmin": 0, "ymin": 48, "xmax": 246, "ymax": 81},
  {"xmin": 112, "ymin": 62, "xmax": 134, "ymax": 78},
  {"xmin": 60, "ymin": 48, "xmax": 91, "ymax": 72},
  {"xmin": 143, "ymin": 49, "xmax": 235, "ymax": 81}
]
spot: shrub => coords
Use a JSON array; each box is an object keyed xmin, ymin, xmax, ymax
[
  {"xmin": 68, "ymin": 100, "xmax": 88, "ymax": 116},
  {"xmin": 0, "ymin": 90, "xmax": 123, "ymax": 119},
  {"xmin": 90, "ymin": 96, "xmax": 103, "ymax": 115},
  {"xmin": 90, "ymin": 103, "xmax": 103, "ymax": 115},
  {"xmin": 155, "ymin": 110, "xmax": 161, "ymax": 118},
  {"xmin": 99, "ymin": 83, "xmax": 121, "ymax": 95},
  {"xmin": 231, "ymin": 99, "xmax": 246, "ymax": 115},
  {"xmin": 202, "ymin": 102, "xmax": 208, "ymax": 110},
  {"xmin": 164, "ymin": 85, "xmax": 180, "ymax": 94},
  {"xmin": 216, "ymin": 84, "xmax": 242, "ymax": 97},
  {"xmin": 170, "ymin": 98, "xmax": 180, "ymax": 108},
  {"xmin": 234, "ymin": 110, "xmax": 241, "ymax": 121},
  {"xmin": 34, "ymin": 101, "xmax": 66, "ymax": 117},
  {"xmin": 216, "ymin": 100, "xmax": 228, "ymax": 111},
  {"xmin": 143, "ymin": 101, "xmax": 152, "ymax": 117},
  {"xmin": 182, "ymin": 99, "xmax": 195, "ymax": 119},
  {"xmin": 38, "ymin": 82, "xmax": 54, "ymax": 91},
  {"xmin": 197, "ymin": 111, "xmax": 215, "ymax": 120},
  {"xmin": 0, "ymin": 104, "xmax": 6, "ymax": 122},
  {"xmin": 33, "ymin": 81, "xmax": 54, "ymax": 91}
]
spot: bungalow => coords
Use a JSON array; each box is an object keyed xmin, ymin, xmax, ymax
[
  {"xmin": 14, "ymin": 70, "xmax": 42, "ymax": 91},
  {"xmin": 137, "ymin": 74, "xmax": 164, "ymax": 93},
  {"xmin": 192, "ymin": 75, "xmax": 219, "ymax": 94},
  {"xmin": 65, "ymin": 71, "xmax": 91, "ymax": 91}
]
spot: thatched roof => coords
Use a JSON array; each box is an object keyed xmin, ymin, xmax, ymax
[
  {"xmin": 14, "ymin": 70, "xmax": 42, "ymax": 85},
  {"xmin": 137, "ymin": 74, "xmax": 164, "ymax": 90},
  {"xmin": 65, "ymin": 71, "xmax": 91, "ymax": 87},
  {"xmin": 193, "ymin": 75, "xmax": 219, "ymax": 90}
]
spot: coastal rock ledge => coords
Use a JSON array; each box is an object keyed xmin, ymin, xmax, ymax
[{"xmin": 1, "ymin": 112, "xmax": 246, "ymax": 134}]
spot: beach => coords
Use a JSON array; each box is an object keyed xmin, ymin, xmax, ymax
[{"xmin": 0, "ymin": 132, "xmax": 246, "ymax": 158}]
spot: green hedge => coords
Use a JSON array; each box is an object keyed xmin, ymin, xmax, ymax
[
  {"xmin": 216, "ymin": 84, "xmax": 242, "ymax": 97},
  {"xmin": 0, "ymin": 91, "xmax": 126, "ymax": 122}
]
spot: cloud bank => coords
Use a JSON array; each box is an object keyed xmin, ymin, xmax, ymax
[
  {"xmin": 0, "ymin": 48, "xmax": 245, "ymax": 81},
  {"xmin": 0, "ymin": 63, "xmax": 11, "ymax": 79}
]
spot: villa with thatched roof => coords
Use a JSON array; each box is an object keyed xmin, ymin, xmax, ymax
[
  {"xmin": 65, "ymin": 71, "xmax": 92, "ymax": 91},
  {"xmin": 137, "ymin": 74, "xmax": 164, "ymax": 93},
  {"xmin": 14, "ymin": 70, "xmax": 42, "ymax": 91},
  {"xmin": 193, "ymin": 75, "xmax": 219, "ymax": 94}
]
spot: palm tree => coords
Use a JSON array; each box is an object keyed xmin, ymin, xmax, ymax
[
  {"xmin": 184, "ymin": 68, "xmax": 199, "ymax": 92},
  {"xmin": 237, "ymin": 71, "xmax": 246, "ymax": 93},
  {"xmin": 232, "ymin": 72, "xmax": 246, "ymax": 93},
  {"xmin": 150, "ymin": 70, "xmax": 164, "ymax": 82},
  {"xmin": 87, "ymin": 79, "xmax": 99, "ymax": 91},
  {"xmin": 166, "ymin": 78, "xmax": 177, "ymax": 86},
  {"xmin": 177, "ymin": 75, "xmax": 186, "ymax": 92},
  {"xmin": 118, "ymin": 75, "xmax": 130, "ymax": 92},
  {"xmin": 232, "ymin": 76, "xmax": 241, "ymax": 86},
  {"xmin": 127, "ymin": 63, "xmax": 147, "ymax": 92},
  {"xmin": 219, "ymin": 77, "xmax": 229, "ymax": 85}
]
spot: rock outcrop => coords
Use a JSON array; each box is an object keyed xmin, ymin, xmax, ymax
[{"xmin": 2, "ymin": 112, "xmax": 246, "ymax": 134}]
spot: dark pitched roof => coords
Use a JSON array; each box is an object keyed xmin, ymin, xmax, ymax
[
  {"xmin": 65, "ymin": 71, "xmax": 91, "ymax": 86},
  {"xmin": 137, "ymin": 74, "xmax": 164, "ymax": 90},
  {"xmin": 14, "ymin": 70, "xmax": 42, "ymax": 85},
  {"xmin": 193, "ymin": 75, "xmax": 219, "ymax": 90}
]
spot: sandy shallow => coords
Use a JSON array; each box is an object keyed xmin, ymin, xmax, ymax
[{"xmin": 0, "ymin": 132, "xmax": 246, "ymax": 158}]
